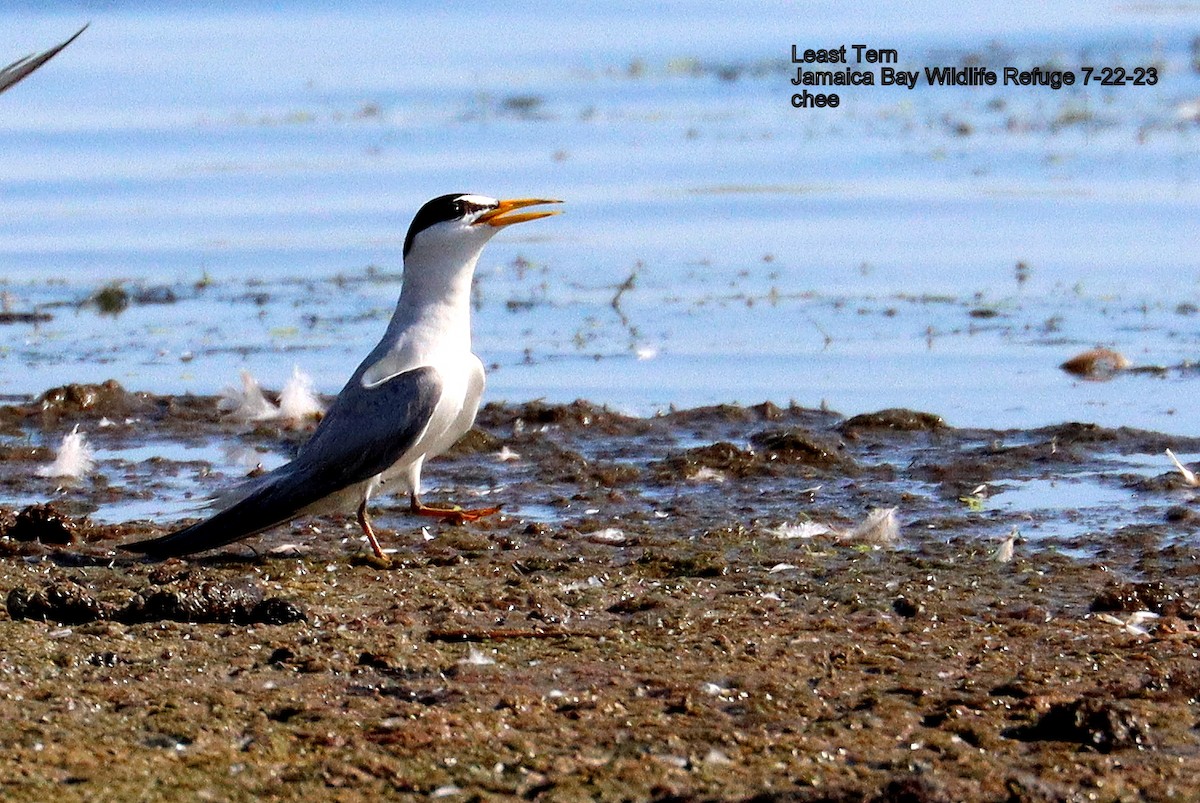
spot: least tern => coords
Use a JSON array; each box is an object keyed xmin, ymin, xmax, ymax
[
  {"xmin": 0, "ymin": 24, "xmax": 87, "ymax": 97},
  {"xmin": 125, "ymin": 194, "xmax": 561, "ymax": 559}
]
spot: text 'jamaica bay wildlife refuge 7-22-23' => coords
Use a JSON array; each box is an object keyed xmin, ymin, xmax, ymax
[{"xmin": 124, "ymin": 195, "xmax": 562, "ymax": 562}]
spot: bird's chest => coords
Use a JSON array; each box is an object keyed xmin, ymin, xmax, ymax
[
  {"xmin": 384, "ymin": 351, "xmax": 484, "ymax": 481},
  {"xmin": 425, "ymin": 352, "xmax": 484, "ymax": 440}
]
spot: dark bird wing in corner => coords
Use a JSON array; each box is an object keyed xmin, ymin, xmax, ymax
[
  {"xmin": 0, "ymin": 24, "xmax": 88, "ymax": 97},
  {"xmin": 124, "ymin": 366, "xmax": 443, "ymax": 557}
]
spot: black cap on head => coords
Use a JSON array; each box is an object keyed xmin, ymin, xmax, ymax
[{"xmin": 403, "ymin": 193, "xmax": 492, "ymax": 257}]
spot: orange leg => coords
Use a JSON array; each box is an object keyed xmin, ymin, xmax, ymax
[
  {"xmin": 409, "ymin": 493, "xmax": 500, "ymax": 525},
  {"xmin": 357, "ymin": 499, "xmax": 386, "ymax": 559}
]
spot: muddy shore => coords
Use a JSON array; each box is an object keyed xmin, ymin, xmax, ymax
[{"xmin": 0, "ymin": 382, "xmax": 1196, "ymax": 801}]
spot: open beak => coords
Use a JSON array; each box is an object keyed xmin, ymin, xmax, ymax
[{"xmin": 476, "ymin": 198, "xmax": 563, "ymax": 228}]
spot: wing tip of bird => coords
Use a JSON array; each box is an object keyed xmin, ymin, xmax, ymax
[
  {"xmin": 119, "ymin": 537, "xmax": 177, "ymax": 558},
  {"xmin": 120, "ymin": 526, "xmax": 210, "ymax": 558}
]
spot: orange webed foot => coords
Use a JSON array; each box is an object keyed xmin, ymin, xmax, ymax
[{"xmin": 410, "ymin": 497, "xmax": 501, "ymax": 525}]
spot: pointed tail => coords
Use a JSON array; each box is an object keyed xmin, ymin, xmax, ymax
[{"xmin": 123, "ymin": 465, "xmax": 318, "ymax": 558}]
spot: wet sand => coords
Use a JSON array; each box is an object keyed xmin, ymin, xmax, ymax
[{"xmin": 0, "ymin": 383, "xmax": 1198, "ymax": 800}]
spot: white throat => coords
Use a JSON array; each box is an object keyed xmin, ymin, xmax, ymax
[
  {"xmin": 358, "ymin": 229, "xmax": 491, "ymax": 387},
  {"xmin": 395, "ymin": 223, "xmax": 492, "ymax": 337}
]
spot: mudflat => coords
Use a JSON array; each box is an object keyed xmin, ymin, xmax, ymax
[{"xmin": 0, "ymin": 383, "xmax": 1196, "ymax": 801}]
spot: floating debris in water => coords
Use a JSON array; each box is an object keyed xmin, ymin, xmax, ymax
[
  {"xmin": 959, "ymin": 483, "xmax": 988, "ymax": 511},
  {"xmin": 277, "ymin": 366, "xmax": 324, "ymax": 424},
  {"xmin": 1166, "ymin": 448, "xmax": 1199, "ymax": 487},
  {"xmin": 219, "ymin": 370, "xmax": 277, "ymax": 421},
  {"xmin": 36, "ymin": 425, "xmax": 95, "ymax": 479},
  {"xmin": 1175, "ymin": 98, "xmax": 1200, "ymax": 123},
  {"xmin": 91, "ymin": 282, "xmax": 130, "ymax": 316},
  {"xmin": 1060, "ymin": 347, "xmax": 1130, "ymax": 380},
  {"xmin": 0, "ymin": 310, "xmax": 51, "ymax": 325}
]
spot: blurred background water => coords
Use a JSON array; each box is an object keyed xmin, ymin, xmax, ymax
[{"xmin": 1, "ymin": 1, "xmax": 1199, "ymax": 431}]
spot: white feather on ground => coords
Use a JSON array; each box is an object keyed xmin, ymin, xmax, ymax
[
  {"xmin": 689, "ymin": 466, "xmax": 726, "ymax": 483},
  {"xmin": 585, "ymin": 528, "xmax": 626, "ymax": 545},
  {"xmin": 218, "ymin": 370, "xmax": 278, "ymax": 422},
  {"xmin": 37, "ymin": 425, "xmax": 95, "ymax": 479},
  {"xmin": 768, "ymin": 508, "xmax": 900, "ymax": 547},
  {"xmin": 836, "ymin": 507, "xmax": 900, "ymax": 546},
  {"xmin": 277, "ymin": 366, "xmax": 324, "ymax": 424},
  {"xmin": 995, "ymin": 526, "xmax": 1017, "ymax": 563},
  {"xmin": 460, "ymin": 647, "xmax": 496, "ymax": 666},
  {"xmin": 1166, "ymin": 448, "xmax": 1199, "ymax": 487},
  {"xmin": 768, "ymin": 521, "xmax": 832, "ymax": 540},
  {"xmin": 495, "ymin": 446, "xmax": 521, "ymax": 462}
]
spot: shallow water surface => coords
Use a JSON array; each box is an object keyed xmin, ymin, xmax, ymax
[{"xmin": 1, "ymin": 3, "xmax": 1198, "ymax": 433}]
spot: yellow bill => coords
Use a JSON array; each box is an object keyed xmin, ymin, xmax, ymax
[{"xmin": 476, "ymin": 198, "xmax": 563, "ymax": 228}]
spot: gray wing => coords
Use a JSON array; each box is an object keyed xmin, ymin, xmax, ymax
[
  {"xmin": 124, "ymin": 366, "xmax": 442, "ymax": 557},
  {"xmin": 0, "ymin": 24, "xmax": 87, "ymax": 96}
]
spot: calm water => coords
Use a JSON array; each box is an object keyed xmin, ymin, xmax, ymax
[{"xmin": 1, "ymin": 2, "xmax": 1199, "ymax": 432}]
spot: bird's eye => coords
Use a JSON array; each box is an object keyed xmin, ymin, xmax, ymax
[{"xmin": 453, "ymin": 200, "xmax": 465, "ymax": 216}]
